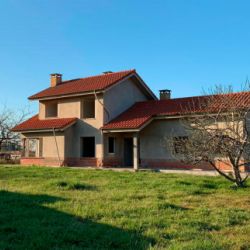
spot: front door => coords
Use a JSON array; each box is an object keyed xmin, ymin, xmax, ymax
[{"xmin": 124, "ymin": 137, "xmax": 133, "ymax": 167}]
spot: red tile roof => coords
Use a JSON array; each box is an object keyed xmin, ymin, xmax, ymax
[
  {"xmin": 29, "ymin": 70, "xmax": 136, "ymax": 100},
  {"xmin": 102, "ymin": 92, "xmax": 250, "ymax": 130},
  {"xmin": 12, "ymin": 115, "xmax": 77, "ymax": 132}
]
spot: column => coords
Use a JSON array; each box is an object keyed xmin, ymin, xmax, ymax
[{"xmin": 133, "ymin": 133, "xmax": 139, "ymax": 171}]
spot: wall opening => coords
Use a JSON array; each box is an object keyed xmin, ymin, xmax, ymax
[
  {"xmin": 81, "ymin": 137, "xmax": 95, "ymax": 157},
  {"xmin": 24, "ymin": 138, "xmax": 42, "ymax": 157},
  {"xmin": 108, "ymin": 137, "xmax": 115, "ymax": 154},
  {"xmin": 45, "ymin": 102, "xmax": 58, "ymax": 118},
  {"xmin": 123, "ymin": 137, "xmax": 133, "ymax": 166},
  {"xmin": 82, "ymin": 98, "xmax": 95, "ymax": 118}
]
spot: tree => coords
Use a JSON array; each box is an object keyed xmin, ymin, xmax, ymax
[
  {"xmin": 0, "ymin": 105, "xmax": 31, "ymax": 152},
  {"xmin": 167, "ymin": 86, "xmax": 249, "ymax": 187}
]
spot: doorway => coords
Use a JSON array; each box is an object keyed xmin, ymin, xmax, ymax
[{"xmin": 123, "ymin": 137, "xmax": 133, "ymax": 167}]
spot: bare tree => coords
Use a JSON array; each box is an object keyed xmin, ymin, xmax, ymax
[
  {"xmin": 0, "ymin": 105, "xmax": 31, "ymax": 151},
  {"xmin": 167, "ymin": 86, "xmax": 250, "ymax": 187}
]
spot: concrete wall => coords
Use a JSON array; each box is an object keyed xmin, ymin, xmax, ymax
[
  {"xmin": 39, "ymin": 102, "xmax": 45, "ymax": 119},
  {"xmin": 35, "ymin": 77, "xmax": 150, "ymax": 162},
  {"xmin": 36, "ymin": 94, "xmax": 105, "ymax": 160},
  {"xmin": 61, "ymin": 94, "xmax": 104, "ymax": 159},
  {"xmin": 58, "ymin": 97, "xmax": 81, "ymax": 118},
  {"xmin": 64, "ymin": 121, "xmax": 103, "ymax": 159},
  {"xmin": 140, "ymin": 119, "xmax": 186, "ymax": 160},
  {"xmin": 102, "ymin": 132, "xmax": 134, "ymax": 167},
  {"xmin": 22, "ymin": 132, "xmax": 65, "ymax": 159},
  {"xmin": 103, "ymin": 78, "xmax": 149, "ymax": 123},
  {"xmin": 138, "ymin": 118, "xmax": 247, "ymax": 171}
]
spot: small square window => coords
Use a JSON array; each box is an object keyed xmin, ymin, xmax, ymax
[
  {"xmin": 82, "ymin": 98, "xmax": 95, "ymax": 118},
  {"xmin": 108, "ymin": 137, "xmax": 115, "ymax": 154},
  {"xmin": 173, "ymin": 136, "xmax": 188, "ymax": 154},
  {"xmin": 45, "ymin": 102, "xmax": 58, "ymax": 118}
]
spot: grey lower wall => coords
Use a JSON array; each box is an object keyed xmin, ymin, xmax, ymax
[
  {"xmin": 64, "ymin": 121, "xmax": 103, "ymax": 158},
  {"xmin": 140, "ymin": 119, "xmax": 187, "ymax": 160}
]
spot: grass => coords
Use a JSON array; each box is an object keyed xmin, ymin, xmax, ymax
[{"xmin": 0, "ymin": 166, "xmax": 249, "ymax": 250}]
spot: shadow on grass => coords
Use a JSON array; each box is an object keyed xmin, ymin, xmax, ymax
[
  {"xmin": 158, "ymin": 202, "xmax": 189, "ymax": 211},
  {"xmin": 0, "ymin": 190, "xmax": 154, "ymax": 250},
  {"xmin": 55, "ymin": 181, "xmax": 97, "ymax": 191}
]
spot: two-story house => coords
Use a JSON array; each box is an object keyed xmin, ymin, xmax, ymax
[
  {"xmin": 13, "ymin": 69, "xmax": 250, "ymax": 171},
  {"xmin": 13, "ymin": 70, "xmax": 156, "ymax": 168}
]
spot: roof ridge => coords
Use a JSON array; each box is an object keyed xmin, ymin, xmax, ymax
[
  {"xmin": 134, "ymin": 90, "xmax": 250, "ymax": 105},
  {"xmin": 50, "ymin": 69, "xmax": 135, "ymax": 87},
  {"xmin": 76, "ymin": 69, "xmax": 136, "ymax": 81},
  {"xmin": 29, "ymin": 69, "xmax": 137, "ymax": 100}
]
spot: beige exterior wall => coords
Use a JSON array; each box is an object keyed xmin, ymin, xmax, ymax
[
  {"xmin": 103, "ymin": 78, "xmax": 149, "ymax": 123},
  {"xmin": 35, "ymin": 78, "xmax": 150, "ymax": 161},
  {"xmin": 58, "ymin": 98, "xmax": 81, "ymax": 118},
  {"xmin": 39, "ymin": 102, "xmax": 45, "ymax": 119},
  {"xmin": 55, "ymin": 94, "xmax": 104, "ymax": 159},
  {"xmin": 22, "ymin": 132, "xmax": 65, "ymax": 159}
]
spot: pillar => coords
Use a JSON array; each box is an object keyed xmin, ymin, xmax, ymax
[{"xmin": 133, "ymin": 133, "xmax": 139, "ymax": 171}]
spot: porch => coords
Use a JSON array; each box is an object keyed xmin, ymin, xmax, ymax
[{"xmin": 102, "ymin": 132, "xmax": 139, "ymax": 170}]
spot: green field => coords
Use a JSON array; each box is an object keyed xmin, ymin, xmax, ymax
[{"xmin": 0, "ymin": 166, "xmax": 249, "ymax": 250}]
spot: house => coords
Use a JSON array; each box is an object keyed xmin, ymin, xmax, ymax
[{"xmin": 12, "ymin": 69, "xmax": 250, "ymax": 171}]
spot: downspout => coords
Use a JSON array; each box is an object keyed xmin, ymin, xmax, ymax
[
  {"xmin": 52, "ymin": 127, "xmax": 62, "ymax": 166},
  {"xmin": 94, "ymin": 90, "xmax": 111, "ymax": 167},
  {"xmin": 94, "ymin": 90, "xmax": 110, "ymax": 123}
]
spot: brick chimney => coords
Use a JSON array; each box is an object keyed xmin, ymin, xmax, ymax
[
  {"xmin": 159, "ymin": 89, "xmax": 171, "ymax": 100},
  {"xmin": 50, "ymin": 73, "xmax": 62, "ymax": 87}
]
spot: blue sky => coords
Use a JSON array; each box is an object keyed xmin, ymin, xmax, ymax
[{"xmin": 1, "ymin": 0, "xmax": 250, "ymax": 112}]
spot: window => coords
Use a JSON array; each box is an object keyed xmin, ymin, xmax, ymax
[
  {"xmin": 45, "ymin": 102, "xmax": 58, "ymax": 118},
  {"xmin": 82, "ymin": 98, "xmax": 95, "ymax": 118},
  {"xmin": 26, "ymin": 138, "xmax": 42, "ymax": 157},
  {"xmin": 108, "ymin": 137, "xmax": 115, "ymax": 154},
  {"xmin": 173, "ymin": 136, "xmax": 188, "ymax": 154},
  {"xmin": 81, "ymin": 137, "xmax": 95, "ymax": 157}
]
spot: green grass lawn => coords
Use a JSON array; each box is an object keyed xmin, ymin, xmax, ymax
[{"xmin": 0, "ymin": 166, "xmax": 249, "ymax": 250}]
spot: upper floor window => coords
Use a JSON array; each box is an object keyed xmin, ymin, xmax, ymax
[
  {"xmin": 82, "ymin": 98, "xmax": 95, "ymax": 118},
  {"xmin": 45, "ymin": 102, "xmax": 58, "ymax": 118}
]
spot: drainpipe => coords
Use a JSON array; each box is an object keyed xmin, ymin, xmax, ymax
[
  {"xmin": 94, "ymin": 90, "xmax": 111, "ymax": 167},
  {"xmin": 52, "ymin": 127, "xmax": 62, "ymax": 166}
]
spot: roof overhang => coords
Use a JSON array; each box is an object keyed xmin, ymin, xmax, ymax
[
  {"xmin": 12, "ymin": 118, "xmax": 77, "ymax": 133},
  {"xmin": 29, "ymin": 71, "xmax": 157, "ymax": 101},
  {"xmin": 29, "ymin": 90, "xmax": 103, "ymax": 101},
  {"xmin": 101, "ymin": 111, "xmax": 235, "ymax": 133},
  {"xmin": 102, "ymin": 117, "xmax": 154, "ymax": 133}
]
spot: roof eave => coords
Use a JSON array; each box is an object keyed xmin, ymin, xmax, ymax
[
  {"xmin": 102, "ymin": 117, "xmax": 154, "ymax": 132},
  {"xmin": 12, "ymin": 119, "xmax": 77, "ymax": 133},
  {"xmin": 28, "ymin": 90, "xmax": 104, "ymax": 101}
]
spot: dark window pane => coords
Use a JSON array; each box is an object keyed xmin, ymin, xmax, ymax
[
  {"xmin": 108, "ymin": 137, "xmax": 115, "ymax": 153},
  {"xmin": 82, "ymin": 99, "xmax": 95, "ymax": 118},
  {"xmin": 81, "ymin": 137, "xmax": 95, "ymax": 157},
  {"xmin": 45, "ymin": 102, "xmax": 58, "ymax": 117}
]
